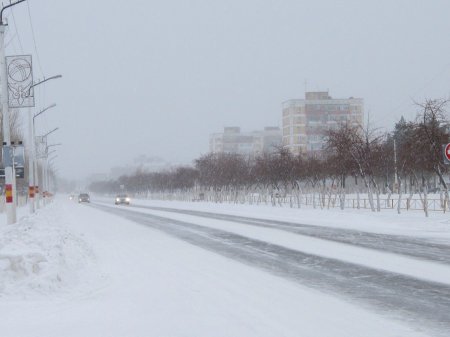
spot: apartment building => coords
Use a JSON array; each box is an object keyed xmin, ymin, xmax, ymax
[
  {"xmin": 282, "ymin": 91, "xmax": 364, "ymax": 156},
  {"xmin": 210, "ymin": 127, "xmax": 282, "ymax": 157}
]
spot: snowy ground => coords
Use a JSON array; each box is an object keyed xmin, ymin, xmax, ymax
[{"xmin": 0, "ymin": 197, "xmax": 449, "ymax": 336}]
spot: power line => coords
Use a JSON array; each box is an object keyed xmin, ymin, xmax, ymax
[
  {"xmin": 387, "ymin": 62, "xmax": 450, "ymax": 121},
  {"xmin": 9, "ymin": 6, "xmax": 23, "ymax": 53},
  {"xmin": 4, "ymin": 27, "xmax": 17, "ymax": 48},
  {"xmin": 4, "ymin": 25, "xmax": 19, "ymax": 54},
  {"xmin": 26, "ymin": 0, "xmax": 45, "ymax": 77}
]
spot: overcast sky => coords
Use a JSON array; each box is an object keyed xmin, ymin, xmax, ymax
[{"xmin": 6, "ymin": 0, "xmax": 450, "ymax": 180}]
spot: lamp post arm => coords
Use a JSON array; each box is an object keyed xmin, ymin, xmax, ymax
[
  {"xmin": 33, "ymin": 104, "xmax": 57, "ymax": 124},
  {"xmin": 46, "ymin": 143, "xmax": 62, "ymax": 152},
  {"xmin": 46, "ymin": 149, "xmax": 57, "ymax": 157},
  {"xmin": 0, "ymin": 0, "xmax": 26, "ymax": 26},
  {"xmin": 28, "ymin": 75, "xmax": 62, "ymax": 97},
  {"xmin": 42, "ymin": 127, "xmax": 59, "ymax": 139}
]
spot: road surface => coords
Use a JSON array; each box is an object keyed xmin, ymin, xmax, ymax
[{"xmin": 90, "ymin": 201, "xmax": 450, "ymax": 336}]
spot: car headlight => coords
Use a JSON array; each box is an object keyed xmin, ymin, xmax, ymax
[
  {"xmin": 125, "ymin": 198, "xmax": 130, "ymax": 202},
  {"xmin": 116, "ymin": 198, "xmax": 120, "ymax": 202}
]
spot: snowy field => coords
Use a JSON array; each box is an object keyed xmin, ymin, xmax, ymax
[{"xmin": 0, "ymin": 197, "xmax": 449, "ymax": 336}]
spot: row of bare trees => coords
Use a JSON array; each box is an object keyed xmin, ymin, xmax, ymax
[{"xmin": 89, "ymin": 100, "xmax": 450, "ymax": 215}]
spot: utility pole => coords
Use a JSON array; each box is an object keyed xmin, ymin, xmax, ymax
[
  {"xmin": 394, "ymin": 138, "xmax": 398, "ymax": 193},
  {"xmin": 42, "ymin": 142, "xmax": 60, "ymax": 205},
  {"xmin": 0, "ymin": 14, "xmax": 14, "ymax": 223},
  {"xmin": 33, "ymin": 103, "xmax": 57, "ymax": 209},
  {"xmin": 0, "ymin": 1, "xmax": 26, "ymax": 224},
  {"xmin": 27, "ymin": 107, "xmax": 35, "ymax": 212},
  {"xmin": 35, "ymin": 126, "xmax": 60, "ymax": 208},
  {"xmin": 27, "ymin": 78, "xmax": 60, "ymax": 213}
]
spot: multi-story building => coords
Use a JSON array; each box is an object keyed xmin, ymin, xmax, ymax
[
  {"xmin": 210, "ymin": 126, "xmax": 282, "ymax": 157},
  {"xmin": 282, "ymin": 91, "xmax": 364, "ymax": 156}
]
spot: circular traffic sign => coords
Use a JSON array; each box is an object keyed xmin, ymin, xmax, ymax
[{"xmin": 445, "ymin": 143, "xmax": 450, "ymax": 161}]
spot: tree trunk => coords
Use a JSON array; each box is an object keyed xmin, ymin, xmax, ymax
[
  {"xmin": 339, "ymin": 187, "xmax": 346, "ymax": 210},
  {"xmin": 363, "ymin": 176, "xmax": 375, "ymax": 212}
]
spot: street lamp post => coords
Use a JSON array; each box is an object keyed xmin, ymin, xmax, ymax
[
  {"xmin": 35, "ymin": 133, "xmax": 59, "ymax": 207},
  {"xmin": 1, "ymin": 0, "xmax": 27, "ymax": 224},
  {"xmin": 47, "ymin": 155, "xmax": 58, "ymax": 194},
  {"xmin": 27, "ymin": 76, "xmax": 61, "ymax": 214},
  {"xmin": 32, "ymin": 104, "xmax": 57, "ymax": 209},
  {"xmin": 42, "ymin": 143, "xmax": 61, "ymax": 205}
]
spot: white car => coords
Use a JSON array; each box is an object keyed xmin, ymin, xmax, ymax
[{"xmin": 115, "ymin": 194, "xmax": 130, "ymax": 205}]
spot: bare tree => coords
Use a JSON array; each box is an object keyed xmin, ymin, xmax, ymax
[{"xmin": 414, "ymin": 99, "xmax": 450, "ymax": 215}]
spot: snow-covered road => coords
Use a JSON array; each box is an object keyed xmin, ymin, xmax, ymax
[
  {"xmin": 1, "ymin": 198, "xmax": 449, "ymax": 337},
  {"xmin": 90, "ymin": 201, "xmax": 450, "ymax": 336},
  {"xmin": 124, "ymin": 202, "xmax": 450, "ymax": 264}
]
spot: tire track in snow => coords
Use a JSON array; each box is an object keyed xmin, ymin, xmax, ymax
[
  {"xmin": 90, "ymin": 203, "xmax": 450, "ymax": 337},
  {"xmin": 128, "ymin": 204, "xmax": 450, "ymax": 264}
]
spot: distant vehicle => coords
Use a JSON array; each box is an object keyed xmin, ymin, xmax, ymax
[
  {"xmin": 69, "ymin": 194, "xmax": 75, "ymax": 200},
  {"xmin": 115, "ymin": 194, "xmax": 130, "ymax": 205},
  {"xmin": 78, "ymin": 193, "xmax": 90, "ymax": 203}
]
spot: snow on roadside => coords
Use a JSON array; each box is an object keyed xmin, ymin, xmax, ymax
[{"xmin": 0, "ymin": 202, "xmax": 103, "ymax": 299}]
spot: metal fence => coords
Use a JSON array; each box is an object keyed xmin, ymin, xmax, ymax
[
  {"xmin": 270, "ymin": 195, "xmax": 448, "ymax": 212},
  {"xmin": 142, "ymin": 191, "xmax": 449, "ymax": 213}
]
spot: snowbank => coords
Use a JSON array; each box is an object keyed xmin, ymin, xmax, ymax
[{"xmin": 0, "ymin": 202, "xmax": 102, "ymax": 298}]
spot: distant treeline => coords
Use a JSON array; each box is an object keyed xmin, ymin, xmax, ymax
[{"xmin": 89, "ymin": 99, "xmax": 450, "ymax": 214}]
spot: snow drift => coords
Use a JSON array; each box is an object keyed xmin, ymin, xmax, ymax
[{"xmin": 0, "ymin": 203, "xmax": 101, "ymax": 298}]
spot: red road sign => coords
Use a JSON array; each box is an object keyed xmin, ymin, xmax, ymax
[{"xmin": 445, "ymin": 144, "xmax": 450, "ymax": 162}]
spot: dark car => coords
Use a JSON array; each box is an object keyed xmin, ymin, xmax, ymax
[
  {"xmin": 78, "ymin": 193, "xmax": 90, "ymax": 203},
  {"xmin": 115, "ymin": 194, "xmax": 130, "ymax": 205}
]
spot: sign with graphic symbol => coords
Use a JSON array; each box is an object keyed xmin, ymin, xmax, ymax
[
  {"xmin": 6, "ymin": 55, "xmax": 35, "ymax": 108},
  {"xmin": 443, "ymin": 144, "xmax": 450, "ymax": 165}
]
